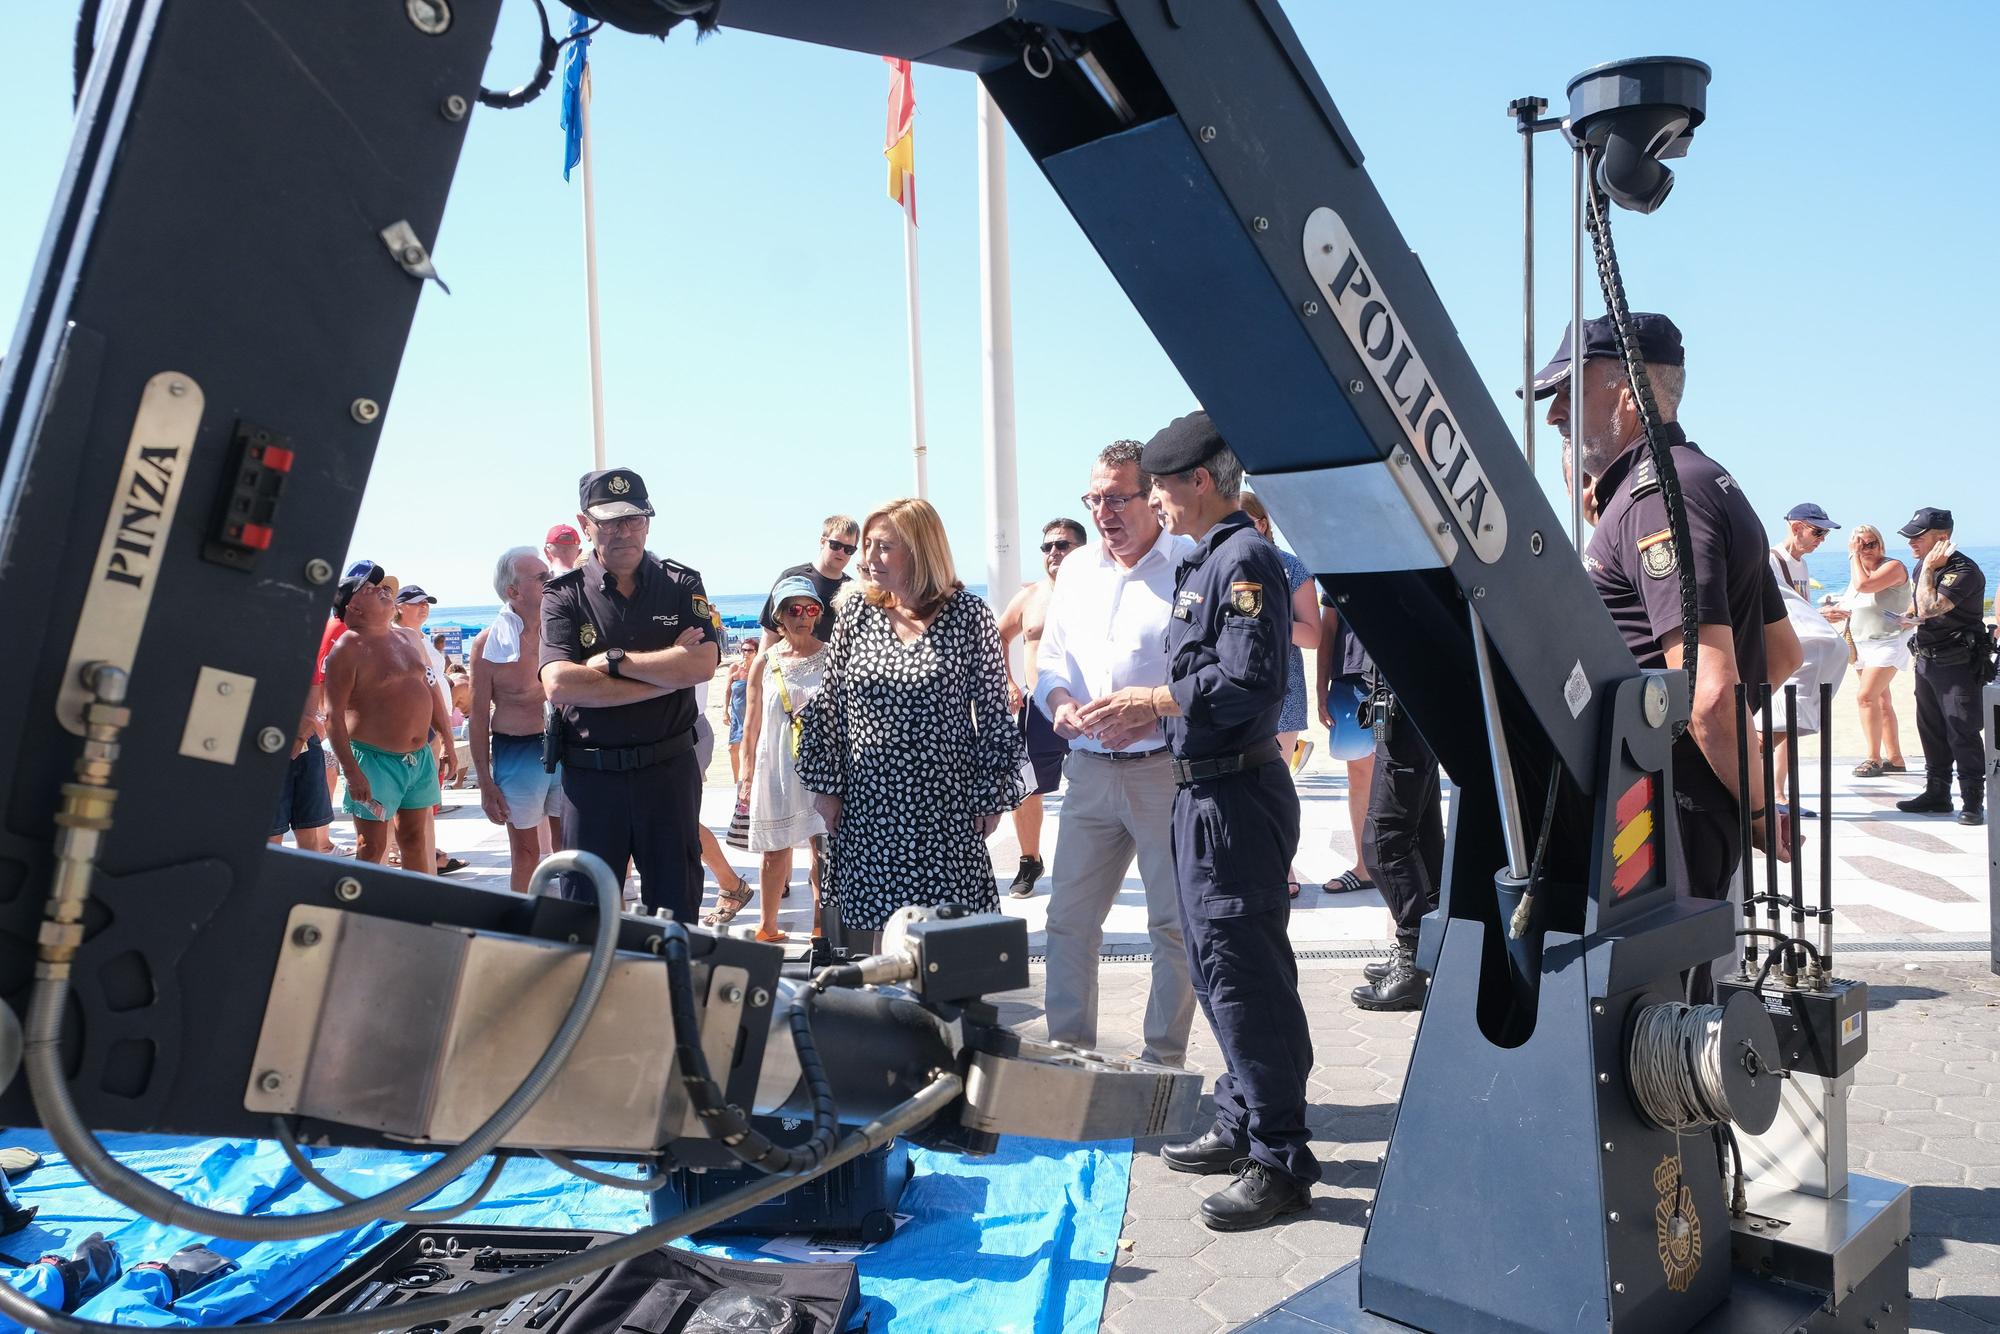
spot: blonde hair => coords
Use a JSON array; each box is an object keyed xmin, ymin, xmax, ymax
[
  {"xmin": 1851, "ymin": 523, "xmax": 1885, "ymax": 553},
  {"xmin": 862, "ymin": 498, "xmax": 962, "ymax": 619}
]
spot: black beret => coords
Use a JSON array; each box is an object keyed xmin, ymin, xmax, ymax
[{"xmin": 1139, "ymin": 411, "xmax": 1226, "ymax": 476}]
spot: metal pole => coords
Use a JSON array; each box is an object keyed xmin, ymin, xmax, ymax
[
  {"xmin": 578, "ymin": 63, "xmax": 607, "ymax": 471},
  {"xmin": 1786, "ymin": 685, "xmax": 1806, "ymax": 983},
  {"xmin": 1568, "ymin": 139, "xmax": 1586, "ymax": 551},
  {"xmin": 902, "ymin": 209, "xmax": 928, "ymax": 499},
  {"xmin": 1736, "ymin": 681, "xmax": 1756, "ymax": 976},
  {"xmin": 1469, "ymin": 604, "xmax": 1531, "ymax": 878},
  {"xmin": 1510, "ymin": 98, "xmax": 1546, "ymax": 471},
  {"xmin": 1819, "ymin": 680, "xmax": 1834, "ymax": 983},
  {"xmin": 1761, "ymin": 684, "xmax": 1782, "ymax": 978},
  {"xmin": 976, "ymin": 87, "xmax": 1020, "ymax": 612}
]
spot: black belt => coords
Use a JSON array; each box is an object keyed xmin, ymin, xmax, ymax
[
  {"xmin": 562, "ymin": 728, "xmax": 697, "ymax": 772},
  {"xmin": 1172, "ymin": 738, "xmax": 1283, "ymax": 787},
  {"xmin": 1076, "ymin": 747, "xmax": 1167, "ymax": 763}
]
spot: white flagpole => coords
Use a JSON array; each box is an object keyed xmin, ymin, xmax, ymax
[
  {"xmin": 976, "ymin": 87, "xmax": 1019, "ymax": 611},
  {"xmin": 902, "ymin": 203, "xmax": 928, "ymax": 499},
  {"xmin": 579, "ymin": 62, "xmax": 608, "ymax": 471}
]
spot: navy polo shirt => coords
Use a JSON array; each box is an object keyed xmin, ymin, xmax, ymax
[
  {"xmin": 1584, "ymin": 424, "xmax": 1786, "ymax": 687},
  {"xmin": 1164, "ymin": 511, "xmax": 1290, "ymax": 759},
  {"xmin": 540, "ymin": 551, "xmax": 720, "ymax": 747}
]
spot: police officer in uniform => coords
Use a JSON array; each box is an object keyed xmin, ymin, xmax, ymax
[
  {"xmin": 540, "ymin": 469, "xmax": 721, "ymax": 919},
  {"xmin": 1894, "ymin": 507, "xmax": 1988, "ymax": 826},
  {"xmin": 1537, "ymin": 314, "xmax": 1802, "ymax": 906},
  {"xmin": 1083, "ymin": 412, "xmax": 1316, "ymax": 1230},
  {"xmin": 1350, "ymin": 674, "xmax": 1444, "ymax": 1011}
]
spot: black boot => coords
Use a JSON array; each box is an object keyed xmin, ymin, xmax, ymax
[
  {"xmin": 1363, "ymin": 957, "xmax": 1393, "ymax": 983},
  {"xmin": 1351, "ymin": 949, "xmax": 1426, "ymax": 1011},
  {"xmin": 1198, "ymin": 1160, "xmax": 1312, "ymax": 1231},
  {"xmin": 1162, "ymin": 1125, "xmax": 1247, "ymax": 1175},
  {"xmin": 1897, "ymin": 786, "xmax": 1954, "ymax": 814},
  {"xmin": 1007, "ymin": 855, "xmax": 1045, "ymax": 899}
]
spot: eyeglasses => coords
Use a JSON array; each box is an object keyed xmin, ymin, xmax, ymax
[
  {"xmin": 824, "ymin": 537, "xmax": 858, "ymax": 555},
  {"xmin": 1040, "ymin": 540, "xmax": 1077, "ymax": 555},
  {"xmin": 781, "ymin": 603, "xmax": 823, "ymax": 618},
  {"xmin": 595, "ymin": 515, "xmax": 646, "ymax": 532},
  {"xmin": 1081, "ymin": 493, "xmax": 1142, "ymax": 512},
  {"xmin": 1806, "ymin": 525, "xmax": 1828, "ymax": 539}
]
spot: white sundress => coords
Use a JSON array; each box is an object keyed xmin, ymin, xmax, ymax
[{"xmin": 746, "ymin": 645, "xmax": 829, "ymax": 853}]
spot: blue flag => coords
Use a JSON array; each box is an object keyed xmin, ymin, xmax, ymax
[{"xmin": 559, "ymin": 11, "xmax": 592, "ymax": 181}]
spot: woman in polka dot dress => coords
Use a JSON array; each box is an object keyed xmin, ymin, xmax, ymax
[{"xmin": 798, "ymin": 499, "xmax": 1028, "ymax": 945}]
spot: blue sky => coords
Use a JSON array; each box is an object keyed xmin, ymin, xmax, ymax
[{"xmin": 4, "ymin": 3, "xmax": 1996, "ymax": 605}]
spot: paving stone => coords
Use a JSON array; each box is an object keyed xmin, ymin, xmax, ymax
[
  {"xmin": 1192, "ymin": 1229, "xmax": 1299, "ymax": 1277},
  {"xmin": 1864, "ymin": 1151, "xmax": 1967, "ymax": 1186},
  {"xmin": 1926, "ymin": 1138, "xmax": 2000, "ymax": 1169},
  {"xmin": 1936, "ymin": 1095, "xmax": 2000, "ymax": 1122},
  {"xmin": 1120, "ymin": 1216, "xmax": 1216, "ymax": 1259},
  {"xmin": 1853, "ymin": 1083, "xmax": 1943, "ymax": 1111},
  {"xmin": 1101, "ymin": 1297, "xmax": 1229, "ymax": 1334},
  {"xmin": 1900, "ymin": 1072, "xmax": 1991, "ymax": 1098},
  {"xmin": 1199, "ymin": 1274, "xmax": 1301, "ymax": 1321},
  {"xmin": 1105, "ymin": 1260, "xmax": 1214, "ymax": 1302}
]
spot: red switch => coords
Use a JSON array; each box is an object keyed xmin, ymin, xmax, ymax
[
  {"xmin": 238, "ymin": 523, "xmax": 274, "ymax": 551},
  {"xmin": 259, "ymin": 444, "xmax": 296, "ymax": 473}
]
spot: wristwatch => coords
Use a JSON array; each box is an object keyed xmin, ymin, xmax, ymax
[{"xmin": 605, "ymin": 647, "xmax": 626, "ymax": 679}]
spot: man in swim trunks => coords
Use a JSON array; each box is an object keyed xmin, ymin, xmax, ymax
[
  {"xmin": 470, "ymin": 546, "xmax": 564, "ymax": 892},
  {"xmin": 996, "ymin": 517, "xmax": 1085, "ymax": 897},
  {"xmin": 324, "ymin": 561, "xmax": 457, "ymax": 870}
]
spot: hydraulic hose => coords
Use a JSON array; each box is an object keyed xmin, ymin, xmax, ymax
[
  {"xmin": 26, "ymin": 671, "xmax": 626, "ymax": 1242},
  {"xmin": 0, "ymin": 1073, "xmax": 963, "ymax": 1334}
]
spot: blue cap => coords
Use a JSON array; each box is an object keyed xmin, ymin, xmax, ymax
[
  {"xmin": 1898, "ymin": 507, "xmax": 1953, "ymax": 538},
  {"xmin": 1527, "ymin": 313, "xmax": 1685, "ymax": 399},
  {"xmin": 770, "ymin": 575, "xmax": 822, "ymax": 611},
  {"xmin": 1783, "ymin": 503, "xmax": 1839, "ymax": 530}
]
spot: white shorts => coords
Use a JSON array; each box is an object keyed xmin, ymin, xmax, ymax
[{"xmin": 1854, "ymin": 635, "xmax": 1911, "ymax": 671}]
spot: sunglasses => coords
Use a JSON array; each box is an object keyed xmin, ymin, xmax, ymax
[
  {"xmin": 1040, "ymin": 539, "xmax": 1077, "ymax": 555},
  {"xmin": 1857, "ymin": 539, "xmax": 1880, "ymax": 550},
  {"xmin": 1805, "ymin": 525, "xmax": 1828, "ymax": 539},
  {"xmin": 781, "ymin": 603, "xmax": 823, "ymax": 618},
  {"xmin": 824, "ymin": 537, "xmax": 858, "ymax": 555}
]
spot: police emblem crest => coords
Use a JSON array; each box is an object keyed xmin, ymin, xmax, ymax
[
  {"xmin": 1638, "ymin": 528, "xmax": 1677, "ymax": 580},
  {"xmin": 580, "ymin": 623, "xmax": 599, "ymax": 649},
  {"xmin": 1228, "ymin": 581, "xmax": 1263, "ymax": 615},
  {"xmin": 608, "ymin": 475, "xmax": 630, "ymax": 495},
  {"xmin": 692, "ymin": 595, "xmax": 719, "ymax": 630},
  {"xmin": 1653, "ymin": 1156, "xmax": 1702, "ymax": 1291}
]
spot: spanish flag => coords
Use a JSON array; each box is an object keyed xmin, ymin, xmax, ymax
[{"xmin": 883, "ymin": 56, "xmax": 916, "ymax": 225}]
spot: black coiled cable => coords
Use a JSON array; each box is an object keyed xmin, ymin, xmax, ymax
[
  {"xmin": 657, "ymin": 923, "xmax": 840, "ymax": 1176},
  {"xmin": 1583, "ymin": 169, "xmax": 1700, "ymax": 725}
]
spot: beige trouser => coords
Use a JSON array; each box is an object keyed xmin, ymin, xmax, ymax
[{"xmin": 1042, "ymin": 748, "xmax": 1194, "ymax": 1066}]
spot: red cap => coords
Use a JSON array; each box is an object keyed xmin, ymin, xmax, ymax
[{"xmin": 545, "ymin": 523, "xmax": 581, "ymax": 547}]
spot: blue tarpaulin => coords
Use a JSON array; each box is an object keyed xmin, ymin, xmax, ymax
[{"xmin": 0, "ymin": 1131, "xmax": 1128, "ymax": 1332}]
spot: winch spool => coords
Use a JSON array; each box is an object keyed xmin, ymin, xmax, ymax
[{"xmin": 1625, "ymin": 990, "xmax": 1780, "ymax": 1136}]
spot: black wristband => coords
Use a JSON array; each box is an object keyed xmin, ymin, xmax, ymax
[{"xmin": 1747, "ymin": 804, "xmax": 1769, "ymax": 821}]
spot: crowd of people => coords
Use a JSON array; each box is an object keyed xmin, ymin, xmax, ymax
[{"xmin": 269, "ymin": 310, "xmax": 1991, "ymax": 1238}]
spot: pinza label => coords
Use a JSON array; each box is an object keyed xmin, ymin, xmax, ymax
[
  {"xmin": 1303, "ymin": 207, "xmax": 1507, "ymax": 564},
  {"xmin": 59, "ymin": 372, "xmax": 203, "ymax": 734}
]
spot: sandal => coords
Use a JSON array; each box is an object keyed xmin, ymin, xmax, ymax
[
  {"xmin": 1852, "ymin": 760, "xmax": 1884, "ymax": 778},
  {"xmin": 1287, "ymin": 878, "xmax": 1303, "ymax": 899},
  {"xmin": 1323, "ymin": 869, "xmax": 1373, "ymax": 894},
  {"xmin": 702, "ymin": 876, "xmax": 755, "ymax": 928},
  {"xmin": 755, "ymin": 927, "xmax": 790, "ymax": 943},
  {"xmin": 1882, "ymin": 760, "xmax": 1908, "ymax": 773}
]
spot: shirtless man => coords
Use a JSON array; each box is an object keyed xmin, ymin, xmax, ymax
[
  {"xmin": 996, "ymin": 517, "xmax": 1085, "ymax": 897},
  {"xmin": 324, "ymin": 562, "xmax": 457, "ymax": 869},
  {"xmin": 470, "ymin": 547, "xmax": 565, "ymax": 892}
]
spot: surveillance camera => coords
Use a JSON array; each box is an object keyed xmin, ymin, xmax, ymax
[{"xmin": 1566, "ymin": 57, "xmax": 1711, "ymax": 214}]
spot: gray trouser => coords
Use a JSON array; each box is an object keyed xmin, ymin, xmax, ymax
[{"xmin": 1042, "ymin": 749, "xmax": 1195, "ymax": 1066}]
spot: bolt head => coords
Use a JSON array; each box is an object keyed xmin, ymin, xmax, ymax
[
  {"xmin": 1252, "ymin": 216, "xmax": 1270, "ymax": 231},
  {"xmin": 258, "ymin": 1070, "xmax": 284, "ymax": 1092},
  {"xmin": 305, "ymin": 558, "xmax": 333, "ymax": 586},
  {"xmin": 1198, "ymin": 125, "xmax": 1217, "ymax": 143},
  {"xmin": 1530, "ymin": 531, "xmax": 1545, "ymax": 556},
  {"xmin": 202, "ymin": 738, "xmax": 218, "ymax": 752},
  {"xmin": 1598, "ymin": 1071, "xmax": 1609, "ymax": 1084},
  {"xmin": 1614, "ymin": 1282, "xmax": 1626, "ymax": 1295},
  {"xmin": 1608, "ymin": 1211, "xmax": 1620, "ymax": 1222},
  {"xmin": 722, "ymin": 985, "xmax": 745, "ymax": 1004},
  {"xmin": 401, "ymin": 245, "xmax": 425, "ymax": 266},
  {"xmin": 217, "ymin": 681, "xmax": 234, "ymax": 696},
  {"xmin": 1592, "ymin": 1002, "xmax": 1606, "ymax": 1015},
  {"xmin": 335, "ymin": 876, "xmax": 363, "ymax": 901},
  {"xmin": 168, "ymin": 380, "xmax": 188, "ymax": 396},
  {"xmin": 442, "ymin": 93, "xmax": 469, "ymax": 121},
  {"xmin": 350, "ymin": 398, "xmax": 380, "ymax": 424},
  {"xmin": 1348, "ymin": 379, "xmax": 1366, "ymax": 395},
  {"xmin": 1603, "ymin": 1141, "xmax": 1614, "ymax": 1153},
  {"xmin": 258, "ymin": 727, "xmax": 286, "ymax": 753},
  {"xmin": 750, "ymin": 988, "xmax": 771, "ymax": 1007},
  {"xmin": 1300, "ymin": 300, "xmax": 1319, "ymax": 317},
  {"xmin": 293, "ymin": 924, "xmax": 323, "ymax": 947}
]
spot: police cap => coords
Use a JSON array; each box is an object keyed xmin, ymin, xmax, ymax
[
  {"xmin": 1898, "ymin": 506, "xmax": 1953, "ymax": 538},
  {"xmin": 1527, "ymin": 312, "xmax": 1684, "ymax": 399},
  {"xmin": 579, "ymin": 468, "xmax": 654, "ymax": 521},
  {"xmin": 1139, "ymin": 411, "xmax": 1226, "ymax": 477}
]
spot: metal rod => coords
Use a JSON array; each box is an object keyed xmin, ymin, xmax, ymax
[
  {"xmin": 1568, "ymin": 137, "xmax": 1586, "ymax": 551},
  {"xmin": 1761, "ymin": 684, "xmax": 1781, "ymax": 973},
  {"xmin": 1820, "ymin": 680, "xmax": 1835, "ymax": 980},
  {"xmin": 1468, "ymin": 604, "xmax": 1531, "ymax": 878},
  {"xmin": 1515, "ymin": 100, "xmax": 1541, "ymax": 471},
  {"xmin": 1786, "ymin": 685, "xmax": 1807, "ymax": 982},
  {"xmin": 1736, "ymin": 681, "xmax": 1756, "ymax": 975}
]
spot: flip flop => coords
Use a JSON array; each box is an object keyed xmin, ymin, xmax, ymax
[
  {"xmin": 1881, "ymin": 761, "xmax": 1908, "ymax": 773},
  {"xmin": 1852, "ymin": 760, "xmax": 1884, "ymax": 778},
  {"xmin": 1323, "ymin": 869, "xmax": 1373, "ymax": 894},
  {"xmin": 1288, "ymin": 879, "xmax": 1303, "ymax": 899},
  {"xmin": 437, "ymin": 857, "xmax": 469, "ymax": 875}
]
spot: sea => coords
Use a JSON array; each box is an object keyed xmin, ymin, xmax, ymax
[{"xmin": 427, "ymin": 545, "xmax": 1999, "ymax": 653}]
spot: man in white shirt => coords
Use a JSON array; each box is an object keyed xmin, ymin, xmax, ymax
[
  {"xmin": 1035, "ymin": 440, "xmax": 1196, "ymax": 1067},
  {"xmin": 1765, "ymin": 503, "xmax": 1849, "ymax": 818}
]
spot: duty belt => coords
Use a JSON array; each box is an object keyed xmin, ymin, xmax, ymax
[
  {"xmin": 1171, "ymin": 738, "xmax": 1283, "ymax": 788},
  {"xmin": 562, "ymin": 728, "xmax": 696, "ymax": 772}
]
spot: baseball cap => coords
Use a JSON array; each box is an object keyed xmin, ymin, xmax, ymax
[
  {"xmin": 1783, "ymin": 503, "xmax": 1839, "ymax": 530},
  {"xmin": 396, "ymin": 584, "xmax": 438, "ymax": 605},
  {"xmin": 334, "ymin": 560, "xmax": 386, "ymax": 617},
  {"xmin": 545, "ymin": 523, "xmax": 581, "ymax": 547},
  {"xmin": 1526, "ymin": 313, "xmax": 1685, "ymax": 399},
  {"xmin": 770, "ymin": 575, "xmax": 822, "ymax": 611},
  {"xmin": 578, "ymin": 468, "xmax": 654, "ymax": 522},
  {"xmin": 1139, "ymin": 411, "xmax": 1227, "ymax": 476},
  {"xmin": 1897, "ymin": 506, "xmax": 1953, "ymax": 538}
]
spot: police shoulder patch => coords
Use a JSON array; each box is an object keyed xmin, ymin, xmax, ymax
[
  {"xmin": 580, "ymin": 623, "xmax": 599, "ymax": 649},
  {"xmin": 692, "ymin": 595, "xmax": 714, "ymax": 622},
  {"xmin": 1941, "ymin": 572, "xmax": 1959, "ymax": 589},
  {"xmin": 1638, "ymin": 527, "xmax": 1677, "ymax": 580},
  {"xmin": 1228, "ymin": 581, "xmax": 1263, "ymax": 615}
]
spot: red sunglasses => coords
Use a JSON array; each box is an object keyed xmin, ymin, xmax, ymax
[{"xmin": 781, "ymin": 602, "xmax": 823, "ymax": 618}]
